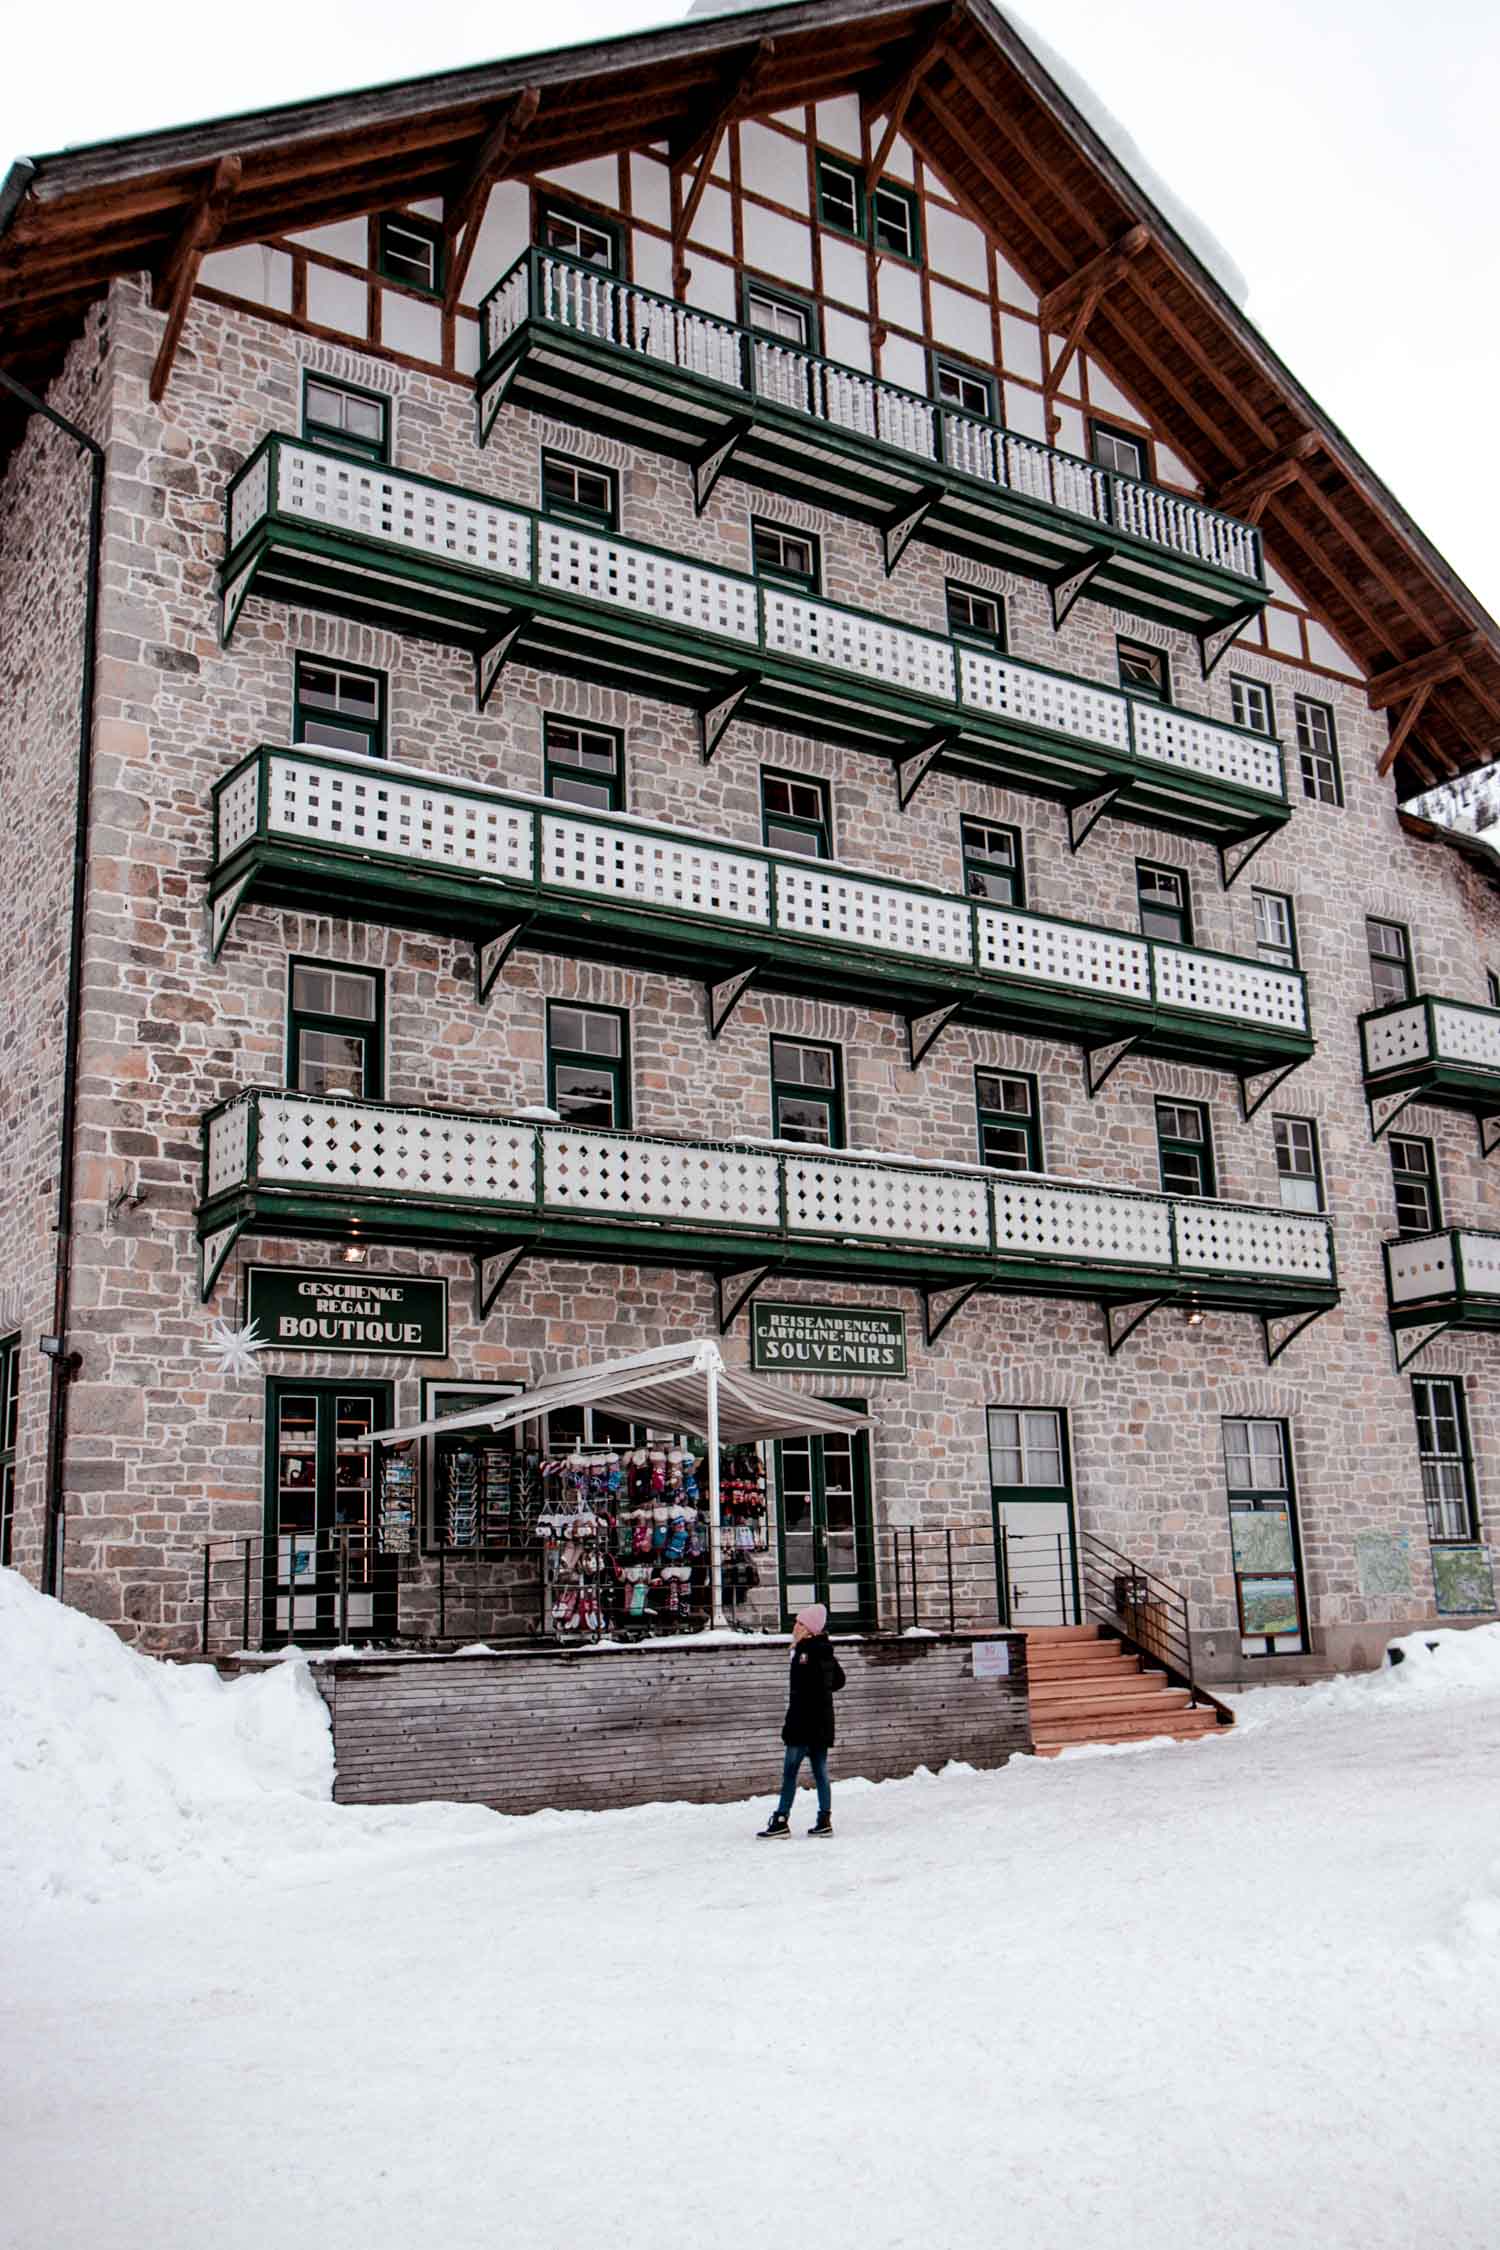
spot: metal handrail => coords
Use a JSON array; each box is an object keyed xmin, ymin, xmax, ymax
[
  {"xmin": 478, "ymin": 245, "xmax": 1266, "ymax": 587},
  {"xmin": 1079, "ymin": 1530, "xmax": 1233, "ymax": 1721}
]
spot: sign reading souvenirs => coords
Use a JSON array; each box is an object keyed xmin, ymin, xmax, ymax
[
  {"xmin": 245, "ymin": 1267, "xmax": 449, "ymax": 1357},
  {"xmin": 749, "ymin": 1302, "xmax": 907, "ymax": 1378}
]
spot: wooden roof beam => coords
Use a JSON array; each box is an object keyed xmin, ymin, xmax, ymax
[
  {"xmin": 442, "ymin": 86, "xmax": 540, "ymax": 315},
  {"xmin": 1038, "ymin": 223, "xmax": 1149, "ymax": 332},
  {"xmin": 860, "ymin": 4, "xmax": 959, "ymax": 188},
  {"xmin": 1367, "ymin": 631, "xmax": 1487, "ymax": 710},
  {"xmin": 148, "ymin": 153, "xmax": 240, "ymax": 403},
  {"xmin": 671, "ymin": 38, "xmax": 778, "ymax": 292},
  {"xmin": 1209, "ymin": 431, "xmax": 1322, "ymax": 522}
]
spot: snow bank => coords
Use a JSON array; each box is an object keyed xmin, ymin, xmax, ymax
[
  {"xmin": 0, "ymin": 1570, "xmax": 494, "ymax": 1911},
  {"xmin": 1230, "ymin": 1620, "xmax": 1500, "ymax": 1732}
]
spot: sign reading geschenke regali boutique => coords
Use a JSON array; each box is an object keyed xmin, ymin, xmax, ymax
[
  {"xmin": 749, "ymin": 1302, "xmax": 907, "ymax": 1377},
  {"xmin": 245, "ymin": 1267, "xmax": 449, "ymax": 1356}
]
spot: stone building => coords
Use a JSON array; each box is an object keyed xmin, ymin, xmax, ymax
[{"xmin": 3, "ymin": 0, "xmax": 1500, "ymax": 1685}]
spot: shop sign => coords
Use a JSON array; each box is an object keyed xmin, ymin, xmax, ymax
[
  {"xmin": 749, "ymin": 1302, "xmax": 907, "ymax": 1377},
  {"xmin": 246, "ymin": 1267, "xmax": 449, "ymax": 1357}
]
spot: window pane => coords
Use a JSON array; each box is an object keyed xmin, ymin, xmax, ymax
[
  {"xmin": 552, "ymin": 1063, "xmax": 618, "ymax": 1125},
  {"xmin": 1231, "ymin": 678, "xmax": 1272, "ymax": 734},
  {"xmin": 297, "ymin": 1029, "xmax": 366, "ymax": 1097},
  {"xmin": 746, "ymin": 291, "xmax": 808, "ymax": 344},
  {"xmin": 1093, "ymin": 426, "xmax": 1145, "ymax": 479},
  {"xmin": 1118, "ymin": 641, "xmax": 1168, "ymax": 699}
]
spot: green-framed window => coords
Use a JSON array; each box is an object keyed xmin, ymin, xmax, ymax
[
  {"xmin": 751, "ymin": 518, "xmax": 820, "ymax": 594},
  {"xmin": 1490, "ymin": 971, "xmax": 1500, "ymax": 1009},
  {"xmin": 1222, "ymin": 1417, "xmax": 1306, "ymax": 1656},
  {"xmin": 770, "ymin": 1037, "xmax": 844, "ymax": 1147},
  {"xmin": 1367, "ymin": 917, "xmax": 1412, "ymax": 1008},
  {"xmin": 761, "ymin": 770, "xmax": 831, "ymax": 859},
  {"xmin": 547, "ymin": 1003, "xmax": 630, "ymax": 1128},
  {"xmin": 544, "ymin": 718, "xmax": 624, "ymax": 812},
  {"xmin": 1230, "ymin": 674, "xmax": 1274, "ymax": 736},
  {"xmin": 1156, "ymin": 1099, "xmax": 1214, "ymax": 1198},
  {"xmin": 1390, "ymin": 1134, "xmax": 1439, "ymax": 1236},
  {"xmin": 1136, "ymin": 861, "xmax": 1191, "ymax": 945},
  {"xmin": 813, "ymin": 154, "xmax": 920, "ymax": 262},
  {"xmin": 1294, "ymin": 695, "xmax": 1342, "ymax": 805},
  {"xmin": 541, "ymin": 451, "xmax": 617, "ymax": 532},
  {"xmin": 976, "ymin": 1070, "xmax": 1041, "ymax": 1172},
  {"xmin": 1273, "ymin": 1115, "xmax": 1324, "ymax": 1213},
  {"xmin": 946, "ymin": 582, "xmax": 1006, "ymax": 651},
  {"xmin": 814, "ymin": 152, "xmax": 864, "ymax": 239},
  {"xmin": 1090, "ymin": 420, "xmax": 1148, "ymax": 481},
  {"xmin": 1117, "ymin": 637, "xmax": 1170, "ymax": 702},
  {"xmin": 537, "ymin": 198, "xmax": 620, "ymax": 271},
  {"xmin": 292, "ymin": 656, "xmax": 386, "ymax": 760},
  {"xmin": 377, "ymin": 212, "xmax": 443, "ymax": 296},
  {"xmin": 0, "ymin": 1332, "xmax": 18, "ymax": 1567},
  {"xmin": 301, "ymin": 374, "xmax": 389, "ymax": 465},
  {"xmin": 1253, "ymin": 888, "xmax": 1297, "ymax": 969},
  {"xmin": 287, "ymin": 960, "xmax": 384, "ymax": 1100},
  {"xmin": 872, "ymin": 179, "xmax": 921, "ymax": 261},
  {"xmin": 961, "ymin": 817, "xmax": 1023, "ymax": 907},
  {"xmin": 933, "ymin": 357, "xmax": 994, "ymax": 420},
  {"xmin": 742, "ymin": 278, "xmax": 817, "ymax": 351},
  {"xmin": 1413, "ymin": 1378, "xmax": 1479, "ymax": 1543}
]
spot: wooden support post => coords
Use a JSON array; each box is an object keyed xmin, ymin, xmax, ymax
[
  {"xmin": 443, "ymin": 87, "xmax": 540, "ymax": 317},
  {"xmin": 670, "ymin": 40, "xmax": 777, "ymax": 295},
  {"xmin": 859, "ymin": 3, "xmax": 958, "ymax": 188},
  {"xmin": 150, "ymin": 155, "xmax": 241, "ymax": 403}
]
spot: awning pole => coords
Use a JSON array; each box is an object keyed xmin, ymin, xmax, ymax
[{"xmin": 707, "ymin": 1354, "xmax": 727, "ymax": 1630}]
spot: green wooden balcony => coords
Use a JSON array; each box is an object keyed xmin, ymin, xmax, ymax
[
  {"xmin": 198, "ymin": 1090, "xmax": 1338, "ymax": 1361},
  {"xmin": 476, "ymin": 247, "xmax": 1267, "ymax": 662},
  {"xmin": 1386, "ymin": 1228, "xmax": 1500, "ymax": 1368},
  {"xmin": 209, "ymin": 743, "xmax": 1311, "ymax": 1104},
  {"xmin": 1361, "ymin": 996, "xmax": 1500, "ymax": 1153},
  {"xmin": 221, "ymin": 437, "xmax": 1288, "ymax": 875}
]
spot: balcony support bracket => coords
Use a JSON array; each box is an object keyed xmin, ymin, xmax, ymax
[
  {"xmin": 881, "ymin": 485, "xmax": 943, "ymax": 577},
  {"xmin": 1197, "ymin": 603, "xmax": 1261, "ymax": 680},
  {"xmin": 716, "ymin": 1265, "xmax": 774, "ymax": 1334},
  {"xmin": 1367, "ymin": 1086, "xmax": 1421, "ymax": 1143},
  {"xmin": 698, "ymin": 673, "xmax": 758, "ymax": 763},
  {"xmin": 1218, "ymin": 823, "xmax": 1278, "ymax": 890},
  {"xmin": 906, "ymin": 1001, "xmax": 961, "ymax": 1072},
  {"xmin": 1066, "ymin": 781, "xmax": 1122, "ymax": 854},
  {"xmin": 706, "ymin": 964, "xmax": 759, "ymax": 1039},
  {"xmin": 476, "ymin": 615, "xmax": 531, "ymax": 713},
  {"xmin": 1049, "ymin": 546, "xmax": 1112, "ymax": 631},
  {"xmin": 475, "ymin": 1240, "xmax": 532, "ymax": 1323},
  {"xmin": 1239, "ymin": 1057, "xmax": 1302, "ymax": 1122},
  {"xmin": 199, "ymin": 1218, "xmax": 245, "ymax": 1305},
  {"xmin": 923, "ymin": 1280, "xmax": 985, "ymax": 1348},
  {"xmin": 693, "ymin": 417, "xmax": 754, "ymax": 515},
  {"xmin": 1103, "ymin": 1296, "xmax": 1165, "ymax": 1357},
  {"xmin": 477, "ymin": 351, "xmax": 527, "ymax": 449},
  {"xmin": 475, "ymin": 918, "xmax": 532, "ymax": 1006},
  {"xmin": 1263, "ymin": 1304, "xmax": 1332, "ymax": 1366},
  {"xmin": 220, "ymin": 557, "xmax": 258, "ymax": 647},
  {"xmin": 1391, "ymin": 1320, "xmax": 1452, "ymax": 1374},
  {"xmin": 1478, "ymin": 1113, "xmax": 1500, "ymax": 1161},
  {"xmin": 1083, "ymin": 1034, "xmax": 1136, "ymax": 1099},
  {"xmin": 208, "ymin": 873, "xmax": 254, "ymax": 964},
  {"xmin": 895, "ymin": 728, "xmax": 954, "ymax": 811}
]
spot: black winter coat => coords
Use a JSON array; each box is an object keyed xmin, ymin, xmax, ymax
[{"xmin": 781, "ymin": 1633, "xmax": 847, "ymax": 1750}]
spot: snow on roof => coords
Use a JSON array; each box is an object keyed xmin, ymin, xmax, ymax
[{"xmin": 685, "ymin": 0, "xmax": 1252, "ymax": 309}]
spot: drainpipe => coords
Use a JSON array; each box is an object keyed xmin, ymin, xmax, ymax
[{"xmin": 0, "ymin": 364, "xmax": 105, "ymax": 1596}]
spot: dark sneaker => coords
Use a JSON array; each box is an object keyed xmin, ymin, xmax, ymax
[
  {"xmin": 809, "ymin": 1811, "xmax": 833, "ymax": 1838},
  {"xmin": 757, "ymin": 1812, "xmax": 791, "ymax": 1839}
]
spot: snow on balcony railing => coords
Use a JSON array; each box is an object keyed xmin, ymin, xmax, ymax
[
  {"xmin": 205, "ymin": 1093, "xmax": 1333, "ymax": 1292},
  {"xmin": 214, "ymin": 747, "xmax": 1308, "ymax": 1039},
  {"xmin": 479, "ymin": 249, "xmax": 1264, "ymax": 585}
]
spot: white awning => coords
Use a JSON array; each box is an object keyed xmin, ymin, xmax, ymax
[{"xmin": 340, "ymin": 1338, "xmax": 871, "ymax": 1450}]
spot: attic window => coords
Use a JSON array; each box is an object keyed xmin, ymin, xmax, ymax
[
  {"xmin": 815, "ymin": 155, "xmax": 863, "ymax": 239},
  {"xmin": 1090, "ymin": 420, "xmax": 1148, "ymax": 482},
  {"xmin": 378, "ymin": 214, "xmax": 443, "ymax": 296}
]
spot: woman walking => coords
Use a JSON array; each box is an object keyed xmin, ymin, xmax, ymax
[{"xmin": 757, "ymin": 1603, "xmax": 846, "ymax": 1839}]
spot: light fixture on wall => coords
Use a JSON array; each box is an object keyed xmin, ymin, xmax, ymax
[
  {"xmin": 342, "ymin": 1242, "xmax": 368, "ymax": 1266},
  {"xmin": 1184, "ymin": 1297, "xmax": 1204, "ymax": 1328}
]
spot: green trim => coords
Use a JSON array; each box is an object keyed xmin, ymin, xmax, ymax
[
  {"xmin": 988, "ymin": 1406, "xmax": 1079, "ymax": 1627},
  {"xmin": 543, "ymin": 714, "xmax": 624, "ymax": 811},
  {"xmin": 546, "ymin": 999, "xmax": 631, "ymax": 1128},
  {"xmin": 540, "ymin": 448, "xmax": 618, "ymax": 533},
  {"xmin": 300, "ymin": 371, "xmax": 389, "ymax": 466},
  {"xmin": 286, "ymin": 955, "xmax": 385, "ymax": 1101},
  {"xmin": 1222, "ymin": 1415, "xmax": 1309, "ymax": 1654},
  {"xmin": 976, "ymin": 1066, "xmax": 1042, "ymax": 1172},
  {"xmin": 292, "ymin": 652, "xmax": 386, "ymax": 759},
  {"xmin": 535, "ymin": 195, "xmax": 623, "ymax": 274},
  {"xmin": 262, "ymin": 1375, "xmax": 396, "ymax": 1646},
  {"xmin": 760, "ymin": 768, "xmax": 831, "ymax": 859},
  {"xmin": 770, "ymin": 1035, "xmax": 845, "ymax": 1148},
  {"xmin": 1136, "ymin": 858, "xmax": 1192, "ymax": 946},
  {"xmin": 774, "ymin": 1401, "xmax": 876, "ymax": 1630},
  {"xmin": 376, "ymin": 211, "xmax": 443, "ymax": 297},
  {"xmin": 1271, "ymin": 1113, "xmax": 1325, "ymax": 1214},
  {"xmin": 1155, "ymin": 1097, "xmax": 1216, "ymax": 1200}
]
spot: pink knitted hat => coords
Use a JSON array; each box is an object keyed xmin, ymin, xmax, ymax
[{"xmin": 795, "ymin": 1603, "xmax": 828, "ymax": 1636}]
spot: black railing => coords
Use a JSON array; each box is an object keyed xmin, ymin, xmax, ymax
[
  {"xmin": 1079, "ymin": 1531, "xmax": 1232, "ymax": 1721},
  {"xmin": 887, "ymin": 1525, "xmax": 1007, "ymax": 1632}
]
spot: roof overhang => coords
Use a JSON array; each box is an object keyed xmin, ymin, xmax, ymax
[{"xmin": 3, "ymin": 0, "xmax": 1497, "ymax": 792}]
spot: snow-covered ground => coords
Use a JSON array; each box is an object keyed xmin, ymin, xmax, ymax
[{"xmin": 4, "ymin": 1567, "xmax": 1500, "ymax": 2250}]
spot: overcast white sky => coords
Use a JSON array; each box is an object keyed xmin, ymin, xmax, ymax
[{"xmin": 4, "ymin": 0, "xmax": 1497, "ymax": 613}]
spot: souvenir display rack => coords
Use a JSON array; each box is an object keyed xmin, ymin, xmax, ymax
[{"xmin": 536, "ymin": 1442, "xmax": 770, "ymax": 1639}]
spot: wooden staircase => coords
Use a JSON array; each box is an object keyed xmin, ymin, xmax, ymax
[{"xmin": 1024, "ymin": 1624, "xmax": 1226, "ymax": 1755}]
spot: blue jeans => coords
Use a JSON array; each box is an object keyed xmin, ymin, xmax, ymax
[{"xmin": 776, "ymin": 1743, "xmax": 831, "ymax": 1818}]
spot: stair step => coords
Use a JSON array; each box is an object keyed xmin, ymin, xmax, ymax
[
  {"xmin": 1030, "ymin": 1682, "xmax": 1185, "ymax": 1712},
  {"xmin": 1025, "ymin": 1652, "xmax": 1140, "ymax": 1678},
  {"xmin": 1021, "ymin": 1625, "xmax": 1103, "ymax": 1643},
  {"xmin": 1032, "ymin": 1708, "xmax": 1220, "ymax": 1748}
]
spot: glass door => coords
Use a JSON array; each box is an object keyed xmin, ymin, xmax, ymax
[
  {"xmin": 263, "ymin": 1379, "xmax": 394, "ymax": 1643},
  {"xmin": 1221, "ymin": 1418, "xmax": 1307, "ymax": 1656},
  {"xmin": 988, "ymin": 1408, "xmax": 1079, "ymax": 1626},
  {"xmin": 775, "ymin": 1405, "xmax": 874, "ymax": 1629}
]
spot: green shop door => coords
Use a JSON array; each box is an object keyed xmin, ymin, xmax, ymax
[
  {"xmin": 775, "ymin": 1403, "xmax": 874, "ymax": 1630},
  {"xmin": 987, "ymin": 1407, "xmax": 1080, "ymax": 1627},
  {"xmin": 263, "ymin": 1378, "xmax": 395, "ymax": 1644}
]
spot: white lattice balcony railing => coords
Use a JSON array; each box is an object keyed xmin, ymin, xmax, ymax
[
  {"xmin": 1386, "ymin": 1229, "xmax": 1500, "ymax": 1311},
  {"xmin": 478, "ymin": 248, "xmax": 1265, "ymax": 589},
  {"xmin": 222, "ymin": 441, "xmax": 1288, "ymax": 819},
  {"xmin": 201, "ymin": 1092, "xmax": 1335, "ymax": 1299},
  {"xmin": 1362, "ymin": 997, "xmax": 1500, "ymax": 1082},
  {"xmin": 210, "ymin": 745, "xmax": 1311, "ymax": 1048}
]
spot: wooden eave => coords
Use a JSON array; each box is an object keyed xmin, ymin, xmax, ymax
[{"xmin": 2, "ymin": 0, "xmax": 1496, "ymax": 796}]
